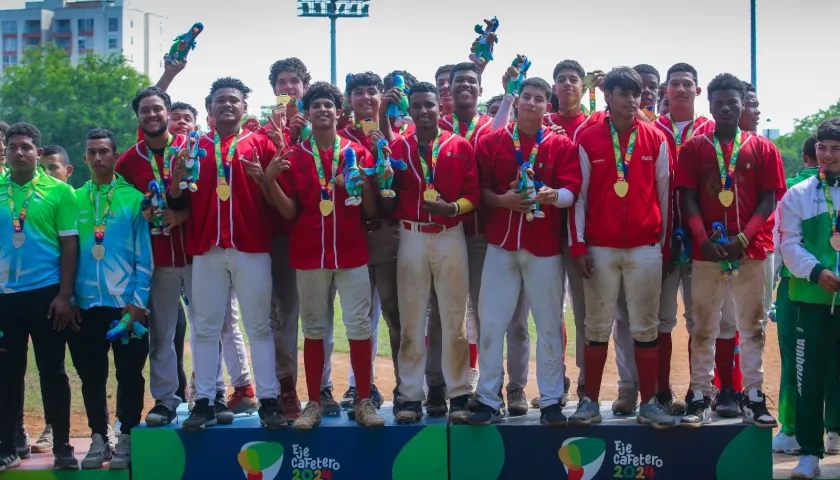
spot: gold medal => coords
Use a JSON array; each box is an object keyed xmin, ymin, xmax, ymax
[
  {"xmin": 276, "ymin": 94, "xmax": 291, "ymax": 106},
  {"xmin": 423, "ymin": 189, "xmax": 440, "ymax": 202},
  {"xmin": 830, "ymin": 235, "xmax": 840, "ymax": 252},
  {"xmin": 11, "ymin": 232, "xmax": 25, "ymax": 248},
  {"xmin": 718, "ymin": 189, "xmax": 734, "ymax": 207},
  {"xmin": 216, "ymin": 183, "xmax": 231, "ymax": 201},
  {"xmin": 360, "ymin": 118, "xmax": 378, "ymax": 136},
  {"xmin": 613, "ymin": 180, "xmax": 628, "ymax": 198},
  {"xmin": 319, "ymin": 199, "xmax": 334, "ymax": 216},
  {"xmin": 92, "ymin": 245, "xmax": 106, "ymax": 261}
]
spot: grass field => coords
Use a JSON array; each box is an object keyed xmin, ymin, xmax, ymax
[{"xmin": 23, "ymin": 297, "xmax": 566, "ymax": 432}]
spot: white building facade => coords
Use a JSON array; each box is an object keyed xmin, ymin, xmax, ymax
[{"xmin": 1, "ymin": 0, "xmax": 165, "ymax": 80}]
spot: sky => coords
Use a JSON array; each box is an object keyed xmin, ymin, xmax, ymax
[{"xmin": 2, "ymin": 0, "xmax": 838, "ymax": 135}]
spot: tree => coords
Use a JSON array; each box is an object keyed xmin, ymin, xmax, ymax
[
  {"xmin": 773, "ymin": 99, "xmax": 840, "ymax": 177},
  {"xmin": 477, "ymin": 100, "xmax": 488, "ymax": 114},
  {"xmin": 0, "ymin": 44, "xmax": 149, "ymax": 188}
]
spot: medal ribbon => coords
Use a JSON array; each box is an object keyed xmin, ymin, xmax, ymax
[
  {"xmin": 311, "ymin": 137, "xmax": 342, "ymax": 201},
  {"xmin": 145, "ymin": 134, "xmax": 175, "ymax": 208},
  {"xmin": 512, "ymin": 124, "xmax": 544, "ymax": 167},
  {"xmin": 452, "ymin": 113, "xmax": 478, "ymax": 141},
  {"xmin": 88, "ymin": 179, "xmax": 116, "ymax": 246},
  {"xmin": 610, "ymin": 122, "xmax": 638, "ymax": 181},
  {"xmin": 714, "ymin": 128, "xmax": 743, "ymax": 192},
  {"xmin": 6, "ymin": 170, "xmax": 40, "ymax": 234},
  {"xmin": 820, "ymin": 170, "xmax": 840, "ymax": 240},
  {"xmin": 214, "ymin": 130, "xmax": 242, "ymax": 185},
  {"xmin": 668, "ymin": 114, "xmax": 694, "ymax": 152},
  {"xmin": 416, "ymin": 130, "xmax": 442, "ymax": 190}
]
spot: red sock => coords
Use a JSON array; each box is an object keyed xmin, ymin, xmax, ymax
[
  {"xmin": 583, "ymin": 344, "xmax": 609, "ymax": 402},
  {"xmin": 732, "ymin": 332, "xmax": 743, "ymax": 391},
  {"xmin": 469, "ymin": 343, "xmax": 478, "ymax": 369},
  {"xmin": 634, "ymin": 344, "xmax": 659, "ymax": 403},
  {"xmin": 714, "ymin": 337, "xmax": 735, "ymax": 390},
  {"xmin": 303, "ymin": 338, "xmax": 325, "ymax": 404},
  {"xmin": 657, "ymin": 332, "xmax": 672, "ymax": 394},
  {"xmin": 349, "ymin": 338, "xmax": 373, "ymax": 399},
  {"xmin": 686, "ymin": 336, "xmax": 693, "ymax": 397}
]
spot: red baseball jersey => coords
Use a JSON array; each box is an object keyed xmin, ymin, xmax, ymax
[
  {"xmin": 116, "ymin": 134, "xmax": 191, "ymax": 268},
  {"xmin": 570, "ymin": 116, "xmax": 671, "ymax": 257},
  {"xmin": 477, "ymin": 124, "xmax": 582, "ymax": 257},
  {"xmin": 674, "ymin": 130, "xmax": 786, "ymax": 261},
  {"xmin": 390, "ymin": 130, "xmax": 479, "ymax": 228},
  {"xmin": 279, "ymin": 137, "xmax": 371, "ymax": 270},
  {"xmin": 186, "ymin": 130, "xmax": 278, "ymax": 256}
]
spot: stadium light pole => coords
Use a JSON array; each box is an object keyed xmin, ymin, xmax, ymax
[
  {"xmin": 750, "ymin": 0, "xmax": 757, "ymax": 89},
  {"xmin": 297, "ymin": 0, "xmax": 370, "ymax": 85}
]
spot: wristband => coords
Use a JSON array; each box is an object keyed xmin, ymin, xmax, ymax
[
  {"xmin": 737, "ymin": 232, "xmax": 749, "ymax": 248},
  {"xmin": 450, "ymin": 202, "xmax": 460, "ymax": 217},
  {"xmin": 686, "ymin": 215, "xmax": 708, "ymax": 243},
  {"xmin": 455, "ymin": 197, "xmax": 475, "ymax": 215},
  {"xmin": 742, "ymin": 214, "xmax": 767, "ymax": 240}
]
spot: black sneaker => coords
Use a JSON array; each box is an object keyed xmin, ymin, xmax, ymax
[
  {"xmin": 340, "ymin": 387, "xmax": 357, "ymax": 410},
  {"xmin": 395, "ymin": 401, "xmax": 423, "ymax": 425},
  {"xmin": 183, "ymin": 398, "xmax": 217, "ymax": 430},
  {"xmin": 392, "ymin": 386, "xmax": 403, "ymax": 416},
  {"xmin": 320, "ymin": 387, "xmax": 341, "ymax": 417},
  {"xmin": 741, "ymin": 389, "xmax": 777, "ymax": 428},
  {"xmin": 0, "ymin": 452, "xmax": 21, "ymax": 471},
  {"xmin": 259, "ymin": 398, "xmax": 287, "ymax": 429},
  {"xmin": 53, "ymin": 443, "xmax": 79, "ymax": 470},
  {"xmin": 540, "ymin": 403, "xmax": 568, "ymax": 426},
  {"xmin": 560, "ymin": 377, "xmax": 571, "ymax": 407},
  {"xmin": 370, "ymin": 384, "xmax": 384, "ymax": 409},
  {"xmin": 713, "ymin": 387, "xmax": 741, "ymax": 418},
  {"xmin": 680, "ymin": 391, "xmax": 711, "ymax": 428},
  {"xmin": 214, "ymin": 392, "xmax": 235, "ymax": 425},
  {"xmin": 14, "ymin": 427, "xmax": 30, "ymax": 459},
  {"xmin": 469, "ymin": 403, "xmax": 502, "ymax": 425},
  {"xmin": 450, "ymin": 394, "xmax": 471, "ymax": 425},
  {"xmin": 426, "ymin": 385, "xmax": 448, "ymax": 417},
  {"xmin": 145, "ymin": 403, "xmax": 177, "ymax": 427}
]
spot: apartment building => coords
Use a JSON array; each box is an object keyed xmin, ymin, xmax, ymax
[{"xmin": 1, "ymin": 0, "xmax": 166, "ymax": 80}]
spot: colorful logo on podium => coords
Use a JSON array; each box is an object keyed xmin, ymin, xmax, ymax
[
  {"xmin": 558, "ymin": 437, "xmax": 606, "ymax": 480},
  {"xmin": 238, "ymin": 442, "xmax": 285, "ymax": 480}
]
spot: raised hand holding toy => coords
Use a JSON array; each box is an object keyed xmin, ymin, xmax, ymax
[
  {"xmin": 469, "ymin": 17, "xmax": 499, "ymax": 67},
  {"xmin": 342, "ymin": 148, "xmax": 364, "ymax": 206},
  {"xmin": 164, "ymin": 22, "xmax": 203, "ymax": 66},
  {"xmin": 175, "ymin": 131, "xmax": 206, "ymax": 192},
  {"xmin": 505, "ymin": 55, "xmax": 531, "ymax": 97},
  {"xmin": 297, "ymin": 99, "xmax": 313, "ymax": 143},
  {"xmin": 385, "ymin": 74, "xmax": 410, "ymax": 126}
]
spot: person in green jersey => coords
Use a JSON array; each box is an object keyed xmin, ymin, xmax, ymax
[
  {"xmin": 0, "ymin": 122, "xmax": 79, "ymax": 471},
  {"xmin": 38, "ymin": 145, "xmax": 74, "ymax": 184},
  {"xmin": 68, "ymin": 129, "xmax": 152, "ymax": 471},
  {"xmin": 778, "ymin": 123, "xmax": 840, "ymax": 480}
]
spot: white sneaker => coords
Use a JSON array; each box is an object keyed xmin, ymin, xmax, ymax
[
  {"xmin": 791, "ymin": 455, "xmax": 820, "ymax": 479},
  {"xmin": 772, "ymin": 431, "xmax": 800, "ymax": 455},
  {"xmin": 825, "ymin": 432, "xmax": 840, "ymax": 455}
]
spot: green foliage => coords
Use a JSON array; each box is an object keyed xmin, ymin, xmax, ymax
[
  {"xmin": 773, "ymin": 99, "xmax": 840, "ymax": 177},
  {"xmin": 259, "ymin": 104, "xmax": 273, "ymax": 125},
  {"xmin": 0, "ymin": 44, "xmax": 149, "ymax": 188},
  {"xmin": 477, "ymin": 100, "xmax": 488, "ymax": 114}
]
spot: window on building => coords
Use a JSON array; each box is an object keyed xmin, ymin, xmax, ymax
[
  {"xmin": 2, "ymin": 55, "xmax": 18, "ymax": 67},
  {"xmin": 24, "ymin": 37, "xmax": 39, "ymax": 48},
  {"xmin": 24, "ymin": 20, "xmax": 40, "ymax": 34},
  {"xmin": 108, "ymin": 18, "xmax": 118, "ymax": 32},
  {"xmin": 108, "ymin": 37, "xmax": 117, "ymax": 49},
  {"xmin": 1, "ymin": 21, "xmax": 17, "ymax": 35},
  {"xmin": 78, "ymin": 37, "xmax": 87, "ymax": 51},
  {"xmin": 54, "ymin": 19, "xmax": 71, "ymax": 33},
  {"xmin": 54, "ymin": 37, "xmax": 70, "ymax": 50},
  {"xmin": 2, "ymin": 37, "xmax": 17, "ymax": 52},
  {"xmin": 77, "ymin": 18, "xmax": 93, "ymax": 34}
]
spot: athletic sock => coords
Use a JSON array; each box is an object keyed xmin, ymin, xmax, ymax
[
  {"xmin": 349, "ymin": 338, "xmax": 373, "ymax": 400},
  {"xmin": 583, "ymin": 343, "xmax": 609, "ymax": 402},
  {"xmin": 303, "ymin": 338, "xmax": 325, "ymax": 405}
]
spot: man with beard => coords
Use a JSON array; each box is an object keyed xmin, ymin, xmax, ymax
[{"xmin": 181, "ymin": 77, "xmax": 283, "ymax": 430}]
